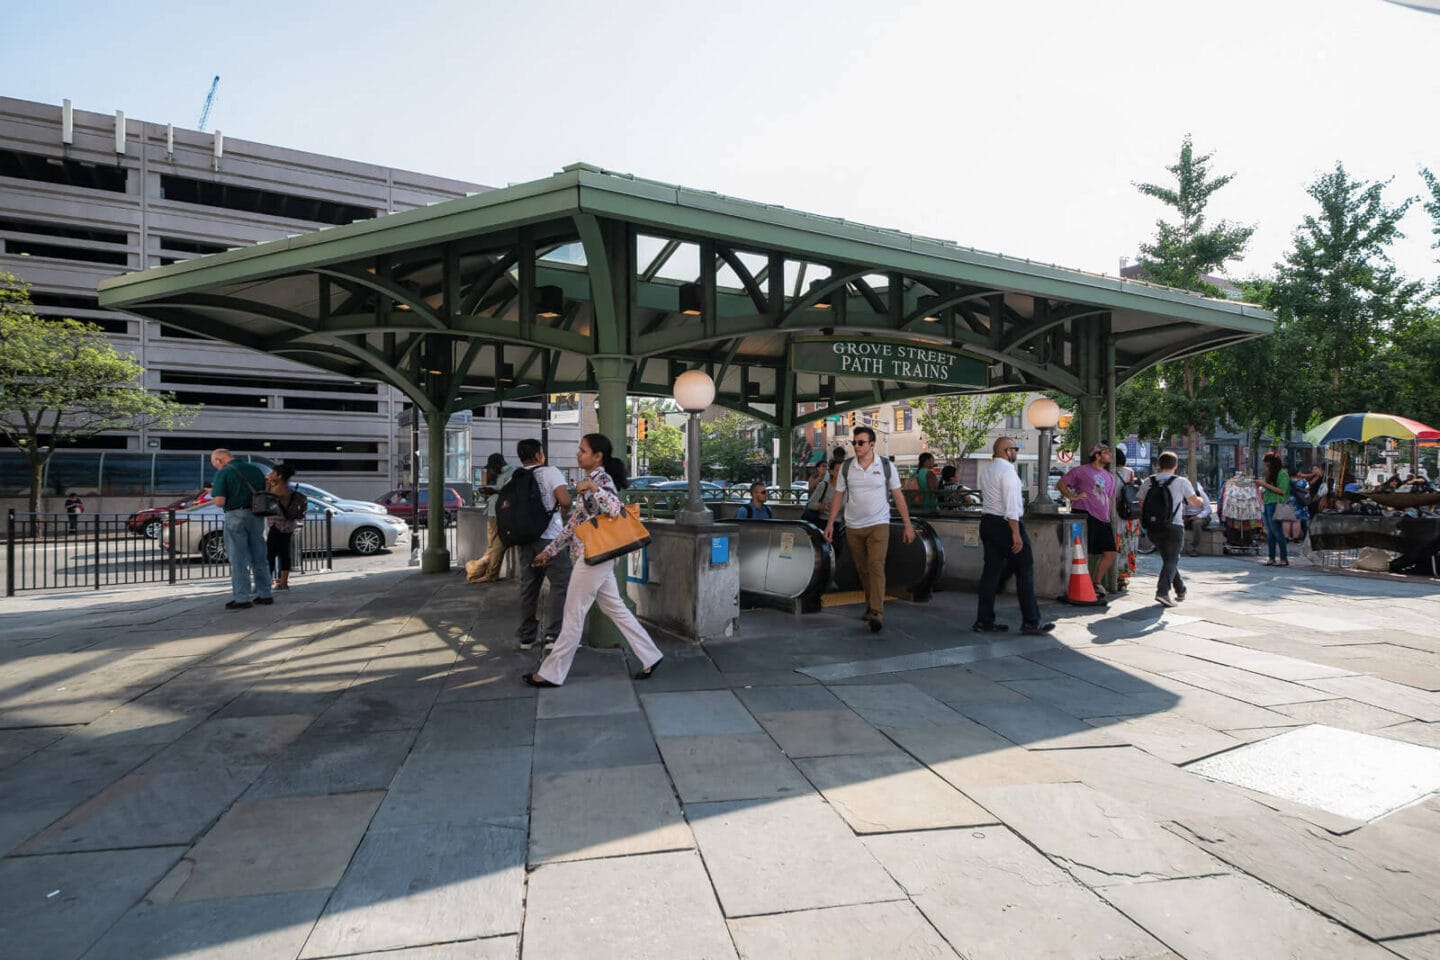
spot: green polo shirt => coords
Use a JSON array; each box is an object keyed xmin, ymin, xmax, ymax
[{"xmin": 212, "ymin": 461, "xmax": 267, "ymax": 511}]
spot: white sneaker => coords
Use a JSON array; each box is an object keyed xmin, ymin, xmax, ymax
[
  {"xmin": 1094, "ymin": 583, "xmax": 1108, "ymax": 597},
  {"xmin": 1155, "ymin": 594, "xmax": 1175, "ymax": 608},
  {"xmin": 542, "ymin": 636, "xmax": 557, "ymax": 652}
]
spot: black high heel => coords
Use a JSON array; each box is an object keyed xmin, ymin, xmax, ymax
[
  {"xmin": 523, "ymin": 673, "xmax": 559, "ymax": 688},
  {"xmin": 633, "ymin": 658, "xmax": 662, "ymax": 681}
]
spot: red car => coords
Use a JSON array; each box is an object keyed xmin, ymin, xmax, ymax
[
  {"xmin": 376, "ymin": 487, "xmax": 465, "ymax": 526},
  {"xmin": 128, "ymin": 492, "xmax": 210, "ymax": 539}
]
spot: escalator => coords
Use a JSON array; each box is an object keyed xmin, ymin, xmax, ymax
[{"xmin": 729, "ymin": 517, "xmax": 944, "ymax": 614}]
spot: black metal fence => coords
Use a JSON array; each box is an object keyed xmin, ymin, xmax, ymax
[{"xmin": 4, "ymin": 510, "xmax": 333, "ymax": 596}]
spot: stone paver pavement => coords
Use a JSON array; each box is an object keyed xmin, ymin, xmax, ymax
[{"xmin": 1, "ymin": 553, "xmax": 1438, "ymax": 958}]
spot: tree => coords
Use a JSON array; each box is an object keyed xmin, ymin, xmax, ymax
[
  {"xmin": 1124, "ymin": 135, "xmax": 1256, "ymax": 477},
  {"xmin": 0, "ymin": 272, "xmax": 197, "ymax": 514},
  {"xmin": 700, "ymin": 410, "xmax": 770, "ymax": 482},
  {"xmin": 632, "ymin": 400, "xmax": 684, "ymax": 477},
  {"xmin": 916, "ymin": 394, "xmax": 1024, "ymax": 464},
  {"xmin": 1135, "ymin": 135, "xmax": 1256, "ymax": 296},
  {"xmin": 1268, "ymin": 163, "xmax": 1425, "ymax": 422}
]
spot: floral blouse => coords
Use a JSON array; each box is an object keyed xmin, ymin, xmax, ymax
[{"xmin": 538, "ymin": 466, "xmax": 624, "ymax": 563}]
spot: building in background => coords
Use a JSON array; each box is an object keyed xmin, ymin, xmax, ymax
[{"xmin": 0, "ymin": 96, "xmax": 580, "ymax": 506}]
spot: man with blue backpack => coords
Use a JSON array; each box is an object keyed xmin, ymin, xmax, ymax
[
  {"xmin": 1137, "ymin": 450, "xmax": 1204, "ymax": 608},
  {"xmin": 497, "ymin": 439, "xmax": 572, "ymax": 651}
]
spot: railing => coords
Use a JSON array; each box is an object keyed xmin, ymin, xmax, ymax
[{"xmin": 4, "ymin": 510, "xmax": 332, "ymax": 597}]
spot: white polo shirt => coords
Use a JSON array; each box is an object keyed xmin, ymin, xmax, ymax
[{"xmin": 835, "ymin": 456, "xmax": 899, "ymax": 528}]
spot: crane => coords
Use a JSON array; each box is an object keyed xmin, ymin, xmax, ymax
[{"xmin": 197, "ymin": 76, "xmax": 220, "ymax": 132}]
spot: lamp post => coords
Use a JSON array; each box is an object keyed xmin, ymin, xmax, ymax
[
  {"xmin": 1026, "ymin": 397, "xmax": 1061, "ymax": 514},
  {"xmin": 673, "ymin": 369, "xmax": 716, "ymax": 526}
]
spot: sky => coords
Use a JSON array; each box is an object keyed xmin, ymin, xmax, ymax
[{"xmin": 4, "ymin": 0, "xmax": 1439, "ymax": 286}]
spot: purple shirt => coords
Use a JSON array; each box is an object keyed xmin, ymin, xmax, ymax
[{"xmin": 1061, "ymin": 464, "xmax": 1116, "ymax": 524}]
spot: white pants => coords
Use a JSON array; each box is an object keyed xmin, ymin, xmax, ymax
[{"xmin": 534, "ymin": 556, "xmax": 663, "ymax": 685}]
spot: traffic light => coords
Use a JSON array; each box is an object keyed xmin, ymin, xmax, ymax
[
  {"xmin": 637, "ymin": 417, "xmax": 648, "ymax": 441},
  {"xmin": 847, "ymin": 411, "xmax": 856, "ymax": 428}
]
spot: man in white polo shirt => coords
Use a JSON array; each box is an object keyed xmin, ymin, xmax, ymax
[
  {"xmin": 824, "ymin": 426, "xmax": 915, "ymax": 634},
  {"xmin": 975, "ymin": 435, "xmax": 1054, "ymax": 635}
]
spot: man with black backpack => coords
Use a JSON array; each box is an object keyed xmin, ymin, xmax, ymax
[
  {"xmin": 500, "ymin": 439, "xmax": 572, "ymax": 652},
  {"xmin": 1137, "ymin": 450, "xmax": 1204, "ymax": 608}
]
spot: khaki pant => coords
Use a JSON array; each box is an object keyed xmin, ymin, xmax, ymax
[
  {"xmin": 474, "ymin": 518, "xmax": 507, "ymax": 582},
  {"xmin": 846, "ymin": 523, "xmax": 890, "ymax": 621}
]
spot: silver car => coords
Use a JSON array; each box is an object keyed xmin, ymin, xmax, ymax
[
  {"xmin": 291, "ymin": 481, "xmax": 388, "ymax": 515},
  {"xmin": 163, "ymin": 500, "xmax": 410, "ymax": 562}
]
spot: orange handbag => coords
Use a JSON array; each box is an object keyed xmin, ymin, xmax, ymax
[{"xmin": 573, "ymin": 503, "xmax": 652, "ymax": 565}]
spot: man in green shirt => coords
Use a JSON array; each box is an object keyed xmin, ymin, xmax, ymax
[{"xmin": 210, "ymin": 448, "xmax": 274, "ymax": 609}]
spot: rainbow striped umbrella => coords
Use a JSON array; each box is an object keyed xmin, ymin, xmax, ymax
[{"xmin": 1303, "ymin": 412, "xmax": 1440, "ymax": 445}]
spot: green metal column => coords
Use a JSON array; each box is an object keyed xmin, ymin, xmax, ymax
[
  {"xmin": 421, "ymin": 408, "xmax": 451, "ymax": 573},
  {"xmin": 777, "ymin": 371, "xmax": 795, "ymax": 489},
  {"xmin": 591, "ymin": 358, "xmax": 632, "ymax": 452}
]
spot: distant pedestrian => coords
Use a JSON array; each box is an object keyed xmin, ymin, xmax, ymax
[
  {"xmin": 209, "ymin": 449, "xmax": 274, "ymax": 610},
  {"xmin": 824, "ymin": 425, "xmax": 915, "ymax": 634},
  {"xmin": 1184, "ymin": 482, "xmax": 1212, "ymax": 556},
  {"xmin": 64, "ymin": 492, "xmax": 83, "ymax": 534},
  {"xmin": 524, "ymin": 433, "xmax": 664, "ymax": 687},
  {"xmin": 911, "ymin": 452, "xmax": 940, "ymax": 512},
  {"xmin": 1138, "ymin": 450, "xmax": 1203, "ymax": 607},
  {"xmin": 974, "ymin": 436, "xmax": 1053, "ymax": 635},
  {"xmin": 1057, "ymin": 442, "xmax": 1119, "ymax": 597},
  {"xmin": 736, "ymin": 482, "xmax": 773, "ymax": 519},
  {"xmin": 1257, "ymin": 453, "xmax": 1291, "ymax": 567},
  {"xmin": 510, "ymin": 438, "xmax": 572, "ymax": 653},
  {"xmin": 265, "ymin": 464, "xmax": 305, "ymax": 591},
  {"xmin": 802, "ymin": 460, "xmax": 839, "ymax": 526},
  {"xmin": 472, "ymin": 452, "xmax": 514, "ymax": 582}
]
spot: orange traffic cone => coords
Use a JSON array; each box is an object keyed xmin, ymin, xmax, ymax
[{"xmin": 1062, "ymin": 534, "xmax": 1105, "ymax": 606}]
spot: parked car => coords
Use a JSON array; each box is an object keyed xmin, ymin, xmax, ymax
[
  {"xmin": 291, "ymin": 481, "xmax": 387, "ymax": 515},
  {"xmin": 650, "ymin": 480, "xmax": 726, "ymax": 497},
  {"xmin": 376, "ymin": 487, "xmax": 465, "ymax": 526},
  {"xmin": 627, "ymin": 475, "xmax": 671, "ymax": 490},
  {"xmin": 162, "ymin": 500, "xmax": 410, "ymax": 562},
  {"xmin": 128, "ymin": 493, "xmax": 208, "ymax": 539}
]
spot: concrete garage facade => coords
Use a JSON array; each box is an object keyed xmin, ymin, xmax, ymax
[{"xmin": 0, "ymin": 96, "xmax": 579, "ymax": 509}]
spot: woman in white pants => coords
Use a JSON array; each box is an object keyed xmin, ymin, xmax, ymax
[{"xmin": 523, "ymin": 433, "xmax": 664, "ymax": 688}]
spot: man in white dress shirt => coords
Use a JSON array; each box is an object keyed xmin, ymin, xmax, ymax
[{"xmin": 975, "ymin": 436, "xmax": 1054, "ymax": 635}]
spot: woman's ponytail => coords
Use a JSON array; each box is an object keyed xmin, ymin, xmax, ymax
[{"xmin": 604, "ymin": 455, "xmax": 630, "ymax": 491}]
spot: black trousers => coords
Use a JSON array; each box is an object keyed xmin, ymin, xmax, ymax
[
  {"xmin": 1151, "ymin": 523, "xmax": 1185, "ymax": 599},
  {"xmin": 976, "ymin": 515, "xmax": 1041, "ymax": 627}
]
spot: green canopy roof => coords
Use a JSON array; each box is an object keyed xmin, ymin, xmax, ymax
[{"xmin": 99, "ymin": 161, "xmax": 1272, "ymax": 425}]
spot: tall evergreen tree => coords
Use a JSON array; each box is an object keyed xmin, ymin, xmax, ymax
[
  {"xmin": 1125, "ymin": 135, "xmax": 1255, "ymax": 477},
  {"xmin": 1269, "ymin": 163, "xmax": 1424, "ymax": 421}
]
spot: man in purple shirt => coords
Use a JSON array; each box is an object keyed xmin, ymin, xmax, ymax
[{"xmin": 1057, "ymin": 442, "xmax": 1118, "ymax": 597}]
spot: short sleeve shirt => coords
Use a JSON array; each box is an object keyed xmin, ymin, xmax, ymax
[
  {"xmin": 835, "ymin": 457, "xmax": 899, "ymax": 528},
  {"xmin": 530, "ymin": 464, "xmax": 567, "ymax": 541},
  {"xmin": 212, "ymin": 461, "xmax": 267, "ymax": 511},
  {"xmin": 1141, "ymin": 472, "xmax": 1196, "ymax": 526},
  {"xmin": 1060, "ymin": 464, "xmax": 1116, "ymax": 524},
  {"xmin": 1262, "ymin": 469, "xmax": 1290, "ymax": 506}
]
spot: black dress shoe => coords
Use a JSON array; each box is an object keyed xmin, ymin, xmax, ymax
[
  {"xmin": 1020, "ymin": 622, "xmax": 1055, "ymax": 635},
  {"xmin": 224, "ymin": 601, "xmax": 252, "ymax": 611},
  {"xmin": 253, "ymin": 597, "xmax": 274, "ymax": 606},
  {"xmin": 522, "ymin": 672, "xmax": 559, "ymax": 688},
  {"xmin": 633, "ymin": 658, "xmax": 663, "ymax": 680},
  {"xmin": 869, "ymin": 618, "xmax": 883, "ymax": 634},
  {"xmin": 972, "ymin": 622, "xmax": 1010, "ymax": 633}
]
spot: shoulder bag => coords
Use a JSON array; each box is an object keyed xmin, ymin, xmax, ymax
[{"xmin": 574, "ymin": 502, "xmax": 651, "ymax": 565}]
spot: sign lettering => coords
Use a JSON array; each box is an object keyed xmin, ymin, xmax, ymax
[{"xmin": 790, "ymin": 338, "xmax": 987, "ymax": 388}]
